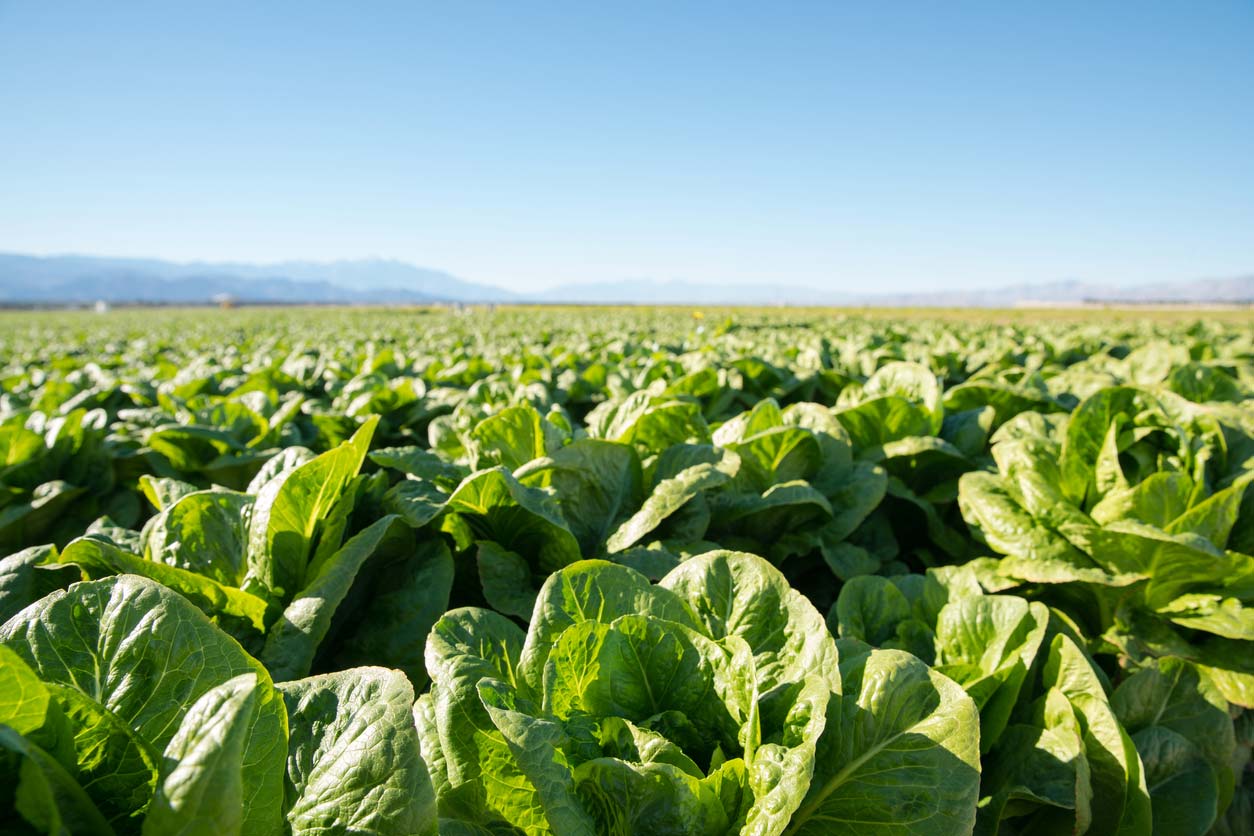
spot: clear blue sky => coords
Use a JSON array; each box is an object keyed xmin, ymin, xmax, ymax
[{"xmin": 2, "ymin": 1, "xmax": 1251, "ymax": 293}]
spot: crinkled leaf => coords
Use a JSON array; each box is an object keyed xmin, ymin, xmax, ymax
[
  {"xmin": 279, "ymin": 667, "xmax": 438, "ymax": 836},
  {"xmin": 785, "ymin": 648, "xmax": 980, "ymax": 836}
]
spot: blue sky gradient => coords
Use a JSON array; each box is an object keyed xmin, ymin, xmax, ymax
[{"xmin": 1, "ymin": 1, "xmax": 1251, "ymax": 292}]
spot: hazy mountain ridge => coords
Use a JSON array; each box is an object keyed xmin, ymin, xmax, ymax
[
  {"xmin": 0, "ymin": 253, "xmax": 507, "ymax": 304},
  {"xmin": 1, "ymin": 252, "xmax": 1249, "ymax": 307}
]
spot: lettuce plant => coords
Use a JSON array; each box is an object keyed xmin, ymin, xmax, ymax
[
  {"xmin": 0, "ymin": 574, "xmax": 437, "ymax": 835},
  {"xmin": 959, "ymin": 388, "xmax": 1254, "ymax": 709},
  {"xmin": 31, "ymin": 418, "xmax": 453, "ymax": 689},
  {"xmin": 831, "ymin": 569, "xmax": 1160, "ymax": 834},
  {"xmin": 419, "ymin": 551, "xmax": 980, "ymax": 835}
]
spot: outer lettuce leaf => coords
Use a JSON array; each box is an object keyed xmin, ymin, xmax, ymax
[
  {"xmin": 467, "ymin": 403, "xmax": 550, "ymax": 472},
  {"xmin": 0, "ymin": 644, "xmax": 53, "ymax": 735},
  {"xmin": 446, "ymin": 466, "xmax": 582, "ymax": 577},
  {"xmin": 784, "ymin": 648, "xmax": 980, "ymax": 836},
  {"xmin": 49, "ymin": 537, "xmax": 271, "ymax": 632},
  {"xmin": 140, "ymin": 488, "xmax": 253, "ymax": 585},
  {"xmin": 142, "ymin": 674, "xmax": 262, "ymax": 836},
  {"xmin": 0, "ymin": 725, "xmax": 114, "ymax": 836},
  {"xmin": 933, "ymin": 595, "xmax": 1049, "ymax": 752},
  {"xmin": 607, "ymin": 448, "xmax": 737, "ymax": 553},
  {"xmin": 245, "ymin": 416, "xmax": 378, "ymax": 599},
  {"xmin": 0, "ymin": 574, "xmax": 289, "ymax": 836},
  {"xmin": 516, "ymin": 439, "xmax": 642, "ymax": 557},
  {"xmin": 975, "ymin": 687, "xmax": 1093, "ymax": 835},
  {"xmin": 1041, "ymin": 635, "xmax": 1153, "ymax": 836},
  {"xmin": 259, "ymin": 515, "xmax": 410, "ymax": 681},
  {"xmin": 279, "ymin": 667, "xmax": 438, "ymax": 836},
  {"xmin": 1111, "ymin": 657, "xmax": 1236, "ymax": 833},
  {"xmin": 325, "ymin": 535, "xmax": 454, "ymax": 690},
  {"xmin": 47, "ymin": 682, "xmax": 160, "ymax": 827}
]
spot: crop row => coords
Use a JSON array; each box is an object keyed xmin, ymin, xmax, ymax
[{"xmin": 1, "ymin": 307, "xmax": 1251, "ymax": 835}]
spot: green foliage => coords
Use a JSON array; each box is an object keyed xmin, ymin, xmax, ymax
[{"xmin": 2, "ymin": 305, "xmax": 1253, "ymax": 834}]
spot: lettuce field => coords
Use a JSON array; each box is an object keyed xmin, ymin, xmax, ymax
[{"xmin": 2, "ymin": 305, "xmax": 1252, "ymax": 836}]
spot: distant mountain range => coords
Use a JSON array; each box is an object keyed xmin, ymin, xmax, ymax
[
  {"xmin": 0, "ymin": 253, "xmax": 505, "ymax": 305},
  {"xmin": 1, "ymin": 252, "xmax": 1249, "ymax": 307}
]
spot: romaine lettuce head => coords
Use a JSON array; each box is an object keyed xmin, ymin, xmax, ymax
[{"xmin": 421, "ymin": 551, "xmax": 838, "ymax": 835}]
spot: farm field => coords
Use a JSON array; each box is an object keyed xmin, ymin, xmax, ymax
[{"xmin": 1, "ymin": 304, "xmax": 1252, "ymax": 835}]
